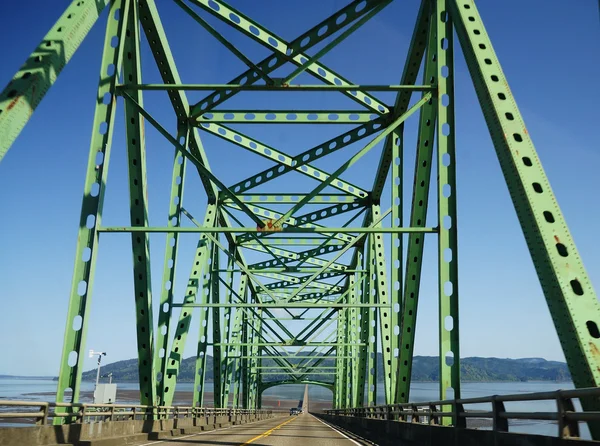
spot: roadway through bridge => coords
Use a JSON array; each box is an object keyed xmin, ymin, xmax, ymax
[
  {"xmin": 135, "ymin": 385, "xmax": 371, "ymax": 446},
  {"xmin": 134, "ymin": 415, "xmax": 369, "ymax": 446}
]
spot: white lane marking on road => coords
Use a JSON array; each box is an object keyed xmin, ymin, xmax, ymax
[{"xmin": 310, "ymin": 413, "xmax": 363, "ymax": 446}]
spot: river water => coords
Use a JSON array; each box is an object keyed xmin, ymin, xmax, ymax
[{"xmin": 0, "ymin": 378, "xmax": 591, "ymax": 440}]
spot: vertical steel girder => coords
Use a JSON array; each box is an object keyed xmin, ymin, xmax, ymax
[
  {"xmin": 219, "ymin": 250, "xmax": 236, "ymax": 407},
  {"xmin": 122, "ymin": 0, "xmax": 156, "ymax": 406},
  {"xmin": 54, "ymin": 0, "xmax": 128, "ymax": 418},
  {"xmin": 436, "ymin": 0, "xmax": 461, "ymax": 417},
  {"xmin": 390, "ymin": 129, "xmax": 403, "ymax": 400},
  {"xmin": 248, "ymin": 305, "xmax": 262, "ymax": 409},
  {"xmin": 335, "ymin": 309, "xmax": 347, "ymax": 408},
  {"xmin": 161, "ymin": 204, "xmax": 217, "ymax": 406},
  {"xmin": 1, "ymin": 0, "xmax": 597, "ymax": 435},
  {"xmin": 366, "ymin": 234, "xmax": 378, "ymax": 407},
  {"xmin": 355, "ymin": 251, "xmax": 368, "ymax": 407},
  {"xmin": 372, "ymin": 205, "xmax": 394, "ymax": 403},
  {"xmin": 346, "ymin": 273, "xmax": 359, "ymax": 408},
  {"xmin": 155, "ymin": 129, "xmax": 187, "ymax": 400},
  {"xmin": 211, "ymin": 247, "xmax": 223, "ymax": 407},
  {"xmin": 193, "ymin": 241, "xmax": 214, "ymax": 408},
  {"xmin": 450, "ymin": 0, "xmax": 600, "ymax": 435},
  {"xmin": 227, "ymin": 274, "xmax": 248, "ymax": 408},
  {"xmin": 395, "ymin": 4, "xmax": 437, "ymax": 403}
]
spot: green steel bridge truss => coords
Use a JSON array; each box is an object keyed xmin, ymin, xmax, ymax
[{"xmin": 1, "ymin": 0, "xmax": 600, "ymax": 435}]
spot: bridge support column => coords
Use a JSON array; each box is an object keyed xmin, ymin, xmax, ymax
[
  {"xmin": 436, "ymin": 0, "xmax": 461, "ymax": 415},
  {"xmin": 55, "ymin": 0, "xmax": 129, "ymax": 421}
]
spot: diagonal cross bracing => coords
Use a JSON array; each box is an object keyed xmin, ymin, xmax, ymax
[{"xmin": 1, "ymin": 0, "xmax": 598, "ymax": 436}]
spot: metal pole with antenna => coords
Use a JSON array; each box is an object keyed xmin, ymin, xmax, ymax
[{"xmin": 89, "ymin": 350, "xmax": 106, "ymax": 403}]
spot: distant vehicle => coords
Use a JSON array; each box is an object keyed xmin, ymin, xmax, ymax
[{"xmin": 290, "ymin": 408, "xmax": 299, "ymax": 415}]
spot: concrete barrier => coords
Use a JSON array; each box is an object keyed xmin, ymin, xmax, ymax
[
  {"xmin": 0, "ymin": 412, "xmax": 276, "ymax": 446},
  {"xmin": 313, "ymin": 413, "xmax": 595, "ymax": 446}
]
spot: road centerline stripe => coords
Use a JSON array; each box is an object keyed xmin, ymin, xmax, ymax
[{"xmin": 241, "ymin": 416, "xmax": 296, "ymax": 445}]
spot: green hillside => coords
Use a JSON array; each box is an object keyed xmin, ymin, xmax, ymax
[{"xmin": 82, "ymin": 355, "xmax": 570, "ymax": 383}]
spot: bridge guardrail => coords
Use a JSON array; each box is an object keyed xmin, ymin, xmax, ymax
[
  {"xmin": 325, "ymin": 386, "xmax": 600, "ymax": 439},
  {"xmin": 0, "ymin": 401, "xmax": 272, "ymax": 426}
]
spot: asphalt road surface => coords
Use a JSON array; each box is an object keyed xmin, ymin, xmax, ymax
[
  {"xmin": 134, "ymin": 413, "xmax": 371, "ymax": 445},
  {"xmin": 133, "ymin": 385, "xmax": 372, "ymax": 445}
]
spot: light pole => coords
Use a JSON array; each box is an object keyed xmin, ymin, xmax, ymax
[{"xmin": 89, "ymin": 350, "xmax": 106, "ymax": 403}]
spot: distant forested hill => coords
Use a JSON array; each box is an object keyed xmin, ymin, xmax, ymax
[{"xmin": 82, "ymin": 355, "xmax": 570, "ymax": 383}]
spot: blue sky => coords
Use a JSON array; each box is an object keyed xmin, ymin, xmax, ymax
[{"xmin": 0, "ymin": 0, "xmax": 599, "ymax": 377}]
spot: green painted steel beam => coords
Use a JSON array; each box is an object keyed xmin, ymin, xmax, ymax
[
  {"xmin": 395, "ymin": 2, "xmax": 437, "ymax": 404},
  {"xmin": 390, "ymin": 128, "xmax": 403, "ymax": 405},
  {"xmin": 196, "ymin": 111, "xmax": 382, "ymax": 124},
  {"xmin": 98, "ymin": 226, "xmax": 437, "ymax": 233},
  {"xmin": 212, "ymin": 342, "xmax": 363, "ymax": 346},
  {"xmin": 122, "ymin": 0, "xmax": 156, "ymax": 406},
  {"xmin": 117, "ymin": 83, "xmax": 435, "ymax": 92},
  {"xmin": 174, "ymin": 303, "xmax": 390, "ymax": 308},
  {"xmin": 256, "ymin": 272, "xmax": 343, "ymax": 292},
  {"xmin": 436, "ymin": 0, "xmax": 460, "ymax": 422},
  {"xmin": 174, "ymin": 0, "xmax": 273, "ymax": 84},
  {"xmin": 155, "ymin": 129, "xmax": 187, "ymax": 402},
  {"xmin": 200, "ymin": 123, "xmax": 367, "ymax": 198},
  {"xmin": 6, "ymin": 0, "xmax": 594, "ymax": 429},
  {"xmin": 211, "ymin": 247, "xmax": 224, "ymax": 407},
  {"xmin": 366, "ymin": 233, "xmax": 378, "ymax": 407},
  {"xmin": 226, "ymin": 194, "xmax": 357, "ymax": 204},
  {"xmin": 234, "ymin": 202, "xmax": 361, "ymax": 245},
  {"xmin": 188, "ymin": 0, "xmax": 389, "ymax": 117},
  {"xmin": 181, "ymin": 210, "xmax": 299, "ymax": 340},
  {"xmin": 371, "ymin": 204, "xmax": 394, "ymax": 403},
  {"xmin": 246, "ymin": 355, "xmax": 343, "ymax": 359},
  {"xmin": 342, "ymin": 277, "xmax": 357, "ymax": 408},
  {"xmin": 283, "ymin": 207, "xmax": 392, "ymax": 302},
  {"xmin": 335, "ymin": 307, "xmax": 347, "ymax": 408},
  {"xmin": 192, "ymin": 243, "xmax": 214, "ymax": 408},
  {"xmin": 225, "ymin": 274, "xmax": 248, "ymax": 408},
  {"xmin": 160, "ymin": 204, "xmax": 217, "ymax": 406},
  {"xmin": 256, "ymin": 366, "xmax": 337, "ymax": 370},
  {"xmin": 248, "ymin": 243, "xmax": 349, "ymax": 271},
  {"xmin": 265, "ymin": 271, "xmax": 348, "ymax": 291},
  {"xmin": 0, "ymin": 0, "xmax": 110, "ymax": 162},
  {"xmin": 450, "ymin": 0, "xmax": 600, "ymax": 436},
  {"xmin": 120, "ymin": 92, "xmax": 265, "ymax": 228},
  {"xmin": 138, "ymin": 0, "xmax": 216, "ymax": 200},
  {"xmin": 54, "ymin": 0, "xmax": 128, "ymax": 421},
  {"xmin": 371, "ymin": 0, "xmax": 430, "ymax": 202},
  {"xmin": 228, "ymin": 118, "xmax": 385, "ymax": 198},
  {"xmin": 356, "ymin": 273, "xmax": 369, "ymax": 408},
  {"xmin": 245, "ymin": 244, "xmax": 350, "ymax": 251},
  {"xmin": 273, "ymin": 94, "xmax": 431, "ymax": 227},
  {"xmin": 282, "ymin": 1, "xmax": 392, "ymax": 84},
  {"xmin": 296, "ymin": 309, "xmax": 339, "ymax": 343},
  {"xmin": 259, "ymin": 380, "xmax": 334, "ymax": 393},
  {"xmin": 135, "ymin": 4, "xmax": 285, "ymax": 407}
]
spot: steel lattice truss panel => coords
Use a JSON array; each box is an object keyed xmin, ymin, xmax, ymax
[{"xmin": 1, "ymin": 0, "xmax": 600, "ymax": 437}]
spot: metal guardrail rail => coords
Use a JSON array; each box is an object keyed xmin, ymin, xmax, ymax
[
  {"xmin": 325, "ymin": 387, "xmax": 600, "ymax": 439},
  {"xmin": 0, "ymin": 401, "xmax": 272, "ymax": 426}
]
